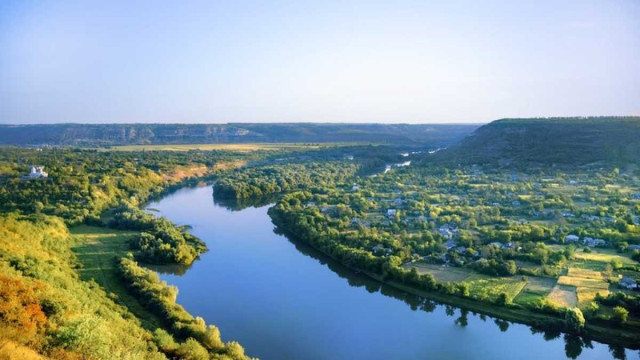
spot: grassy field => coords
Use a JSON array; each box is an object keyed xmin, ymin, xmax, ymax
[
  {"xmin": 99, "ymin": 142, "xmax": 357, "ymax": 152},
  {"xmin": 464, "ymin": 277, "xmax": 527, "ymax": 303},
  {"xmin": 547, "ymin": 284, "xmax": 578, "ymax": 308},
  {"xmin": 71, "ymin": 225, "xmax": 163, "ymax": 329},
  {"xmin": 574, "ymin": 250, "xmax": 636, "ymax": 265},
  {"xmin": 406, "ymin": 262, "xmax": 488, "ymax": 282},
  {"xmin": 513, "ymin": 276, "xmax": 556, "ymax": 307}
]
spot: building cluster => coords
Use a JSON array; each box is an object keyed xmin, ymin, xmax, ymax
[
  {"xmin": 21, "ymin": 165, "xmax": 48, "ymax": 180},
  {"xmin": 564, "ymin": 234, "xmax": 606, "ymax": 247}
]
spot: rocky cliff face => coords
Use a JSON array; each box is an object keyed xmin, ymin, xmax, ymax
[{"xmin": 0, "ymin": 123, "xmax": 479, "ymax": 147}]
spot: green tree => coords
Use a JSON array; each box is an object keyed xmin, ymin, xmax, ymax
[
  {"xmin": 565, "ymin": 308, "xmax": 585, "ymax": 333},
  {"xmin": 612, "ymin": 306, "xmax": 629, "ymax": 324}
]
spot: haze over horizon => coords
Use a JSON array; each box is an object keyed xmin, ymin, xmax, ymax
[{"xmin": 1, "ymin": 0, "xmax": 639, "ymax": 125}]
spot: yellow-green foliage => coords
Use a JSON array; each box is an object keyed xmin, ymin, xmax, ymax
[
  {"xmin": 557, "ymin": 276, "xmax": 609, "ymax": 290},
  {"xmin": 0, "ymin": 214, "xmax": 167, "ymax": 359},
  {"xmin": 463, "ymin": 278, "xmax": 526, "ymax": 303}
]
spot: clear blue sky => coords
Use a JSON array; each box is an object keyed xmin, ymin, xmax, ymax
[{"xmin": 1, "ymin": 0, "xmax": 638, "ymax": 124}]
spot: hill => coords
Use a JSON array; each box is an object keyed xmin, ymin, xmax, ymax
[
  {"xmin": 0, "ymin": 123, "xmax": 479, "ymax": 147},
  {"xmin": 435, "ymin": 117, "xmax": 640, "ymax": 167}
]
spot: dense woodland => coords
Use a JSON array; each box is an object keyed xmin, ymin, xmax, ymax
[
  {"xmin": 0, "ymin": 147, "xmax": 280, "ymax": 359},
  {"xmin": 213, "ymin": 162, "xmax": 358, "ymax": 200}
]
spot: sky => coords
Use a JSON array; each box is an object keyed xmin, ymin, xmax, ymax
[{"xmin": 1, "ymin": 1, "xmax": 639, "ymax": 124}]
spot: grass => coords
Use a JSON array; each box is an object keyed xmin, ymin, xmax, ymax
[
  {"xmin": 574, "ymin": 250, "xmax": 636, "ymax": 265},
  {"xmin": 555, "ymin": 266, "xmax": 610, "ymax": 308},
  {"xmin": 557, "ymin": 275, "xmax": 609, "ymax": 289},
  {"xmin": 567, "ymin": 267, "xmax": 604, "ymax": 280},
  {"xmin": 547, "ymin": 284, "xmax": 578, "ymax": 308},
  {"xmin": 99, "ymin": 142, "xmax": 356, "ymax": 152},
  {"xmin": 71, "ymin": 225, "xmax": 163, "ymax": 330},
  {"xmin": 464, "ymin": 277, "xmax": 527, "ymax": 303},
  {"xmin": 513, "ymin": 276, "xmax": 556, "ymax": 306},
  {"xmin": 406, "ymin": 262, "xmax": 488, "ymax": 282}
]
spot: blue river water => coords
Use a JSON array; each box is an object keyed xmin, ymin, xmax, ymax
[{"xmin": 146, "ymin": 186, "xmax": 637, "ymax": 360}]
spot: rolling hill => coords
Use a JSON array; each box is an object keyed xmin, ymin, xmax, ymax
[{"xmin": 434, "ymin": 117, "xmax": 640, "ymax": 167}]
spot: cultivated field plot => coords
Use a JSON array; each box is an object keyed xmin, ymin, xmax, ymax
[
  {"xmin": 465, "ymin": 278, "xmax": 527, "ymax": 303},
  {"xmin": 556, "ymin": 268, "xmax": 610, "ymax": 307},
  {"xmin": 407, "ymin": 262, "xmax": 488, "ymax": 282},
  {"xmin": 547, "ymin": 284, "xmax": 578, "ymax": 308},
  {"xmin": 514, "ymin": 276, "xmax": 556, "ymax": 307},
  {"xmin": 574, "ymin": 250, "xmax": 636, "ymax": 265}
]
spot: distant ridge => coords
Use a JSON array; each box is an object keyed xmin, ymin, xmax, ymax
[
  {"xmin": 0, "ymin": 123, "xmax": 479, "ymax": 147},
  {"xmin": 435, "ymin": 116, "xmax": 640, "ymax": 167}
]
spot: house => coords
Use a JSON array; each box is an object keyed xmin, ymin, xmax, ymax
[
  {"xmin": 352, "ymin": 183, "xmax": 359, "ymax": 192},
  {"xmin": 372, "ymin": 244, "xmax": 393, "ymax": 256},
  {"xmin": 562, "ymin": 212, "xmax": 575, "ymax": 218},
  {"xmin": 584, "ymin": 237, "xmax": 606, "ymax": 247},
  {"xmin": 619, "ymin": 277, "xmax": 638, "ymax": 290},
  {"xmin": 438, "ymin": 227, "xmax": 453, "ymax": 239},
  {"xmin": 386, "ymin": 209, "xmax": 397, "ymax": 217},
  {"xmin": 565, "ymin": 234, "xmax": 580, "ymax": 243},
  {"xmin": 628, "ymin": 244, "xmax": 640, "ymax": 251},
  {"xmin": 511, "ymin": 200, "xmax": 521, "ymax": 206},
  {"xmin": 22, "ymin": 165, "xmax": 48, "ymax": 180},
  {"xmin": 444, "ymin": 239, "xmax": 457, "ymax": 250}
]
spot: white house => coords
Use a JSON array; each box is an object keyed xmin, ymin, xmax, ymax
[
  {"xmin": 23, "ymin": 165, "xmax": 48, "ymax": 180},
  {"xmin": 619, "ymin": 277, "xmax": 638, "ymax": 290},
  {"xmin": 584, "ymin": 238, "xmax": 606, "ymax": 248},
  {"xmin": 565, "ymin": 234, "xmax": 580, "ymax": 243}
]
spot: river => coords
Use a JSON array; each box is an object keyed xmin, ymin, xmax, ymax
[{"xmin": 146, "ymin": 186, "xmax": 637, "ymax": 360}]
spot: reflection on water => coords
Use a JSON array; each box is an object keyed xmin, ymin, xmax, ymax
[{"xmin": 145, "ymin": 186, "xmax": 638, "ymax": 360}]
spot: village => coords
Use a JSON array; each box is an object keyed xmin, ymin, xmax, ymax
[{"xmin": 303, "ymin": 165, "xmax": 640, "ymax": 312}]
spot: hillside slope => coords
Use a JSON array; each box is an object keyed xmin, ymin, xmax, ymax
[
  {"xmin": 0, "ymin": 123, "xmax": 479, "ymax": 147},
  {"xmin": 437, "ymin": 117, "xmax": 640, "ymax": 167}
]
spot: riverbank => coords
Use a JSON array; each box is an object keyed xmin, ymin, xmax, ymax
[
  {"xmin": 70, "ymin": 177, "xmax": 257, "ymax": 360},
  {"xmin": 269, "ymin": 212, "xmax": 640, "ymax": 350}
]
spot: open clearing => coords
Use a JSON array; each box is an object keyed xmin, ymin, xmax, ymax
[
  {"xmin": 464, "ymin": 278, "xmax": 527, "ymax": 303},
  {"xmin": 574, "ymin": 250, "xmax": 636, "ymax": 265},
  {"xmin": 406, "ymin": 262, "xmax": 488, "ymax": 282},
  {"xmin": 71, "ymin": 225, "xmax": 163, "ymax": 329},
  {"xmin": 547, "ymin": 284, "xmax": 578, "ymax": 308},
  {"xmin": 513, "ymin": 276, "xmax": 556, "ymax": 306}
]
